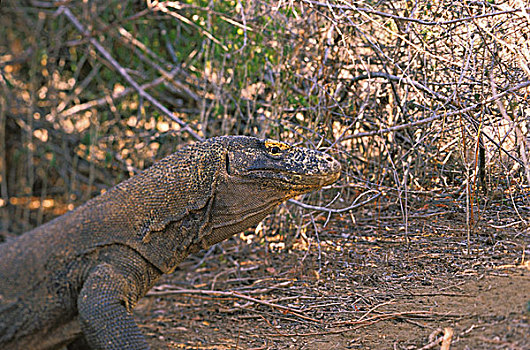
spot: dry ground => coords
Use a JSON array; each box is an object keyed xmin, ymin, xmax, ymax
[{"xmin": 135, "ymin": 201, "xmax": 530, "ymax": 349}]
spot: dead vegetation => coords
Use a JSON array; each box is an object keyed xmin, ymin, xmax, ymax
[{"xmin": 1, "ymin": 0, "xmax": 529, "ymax": 348}]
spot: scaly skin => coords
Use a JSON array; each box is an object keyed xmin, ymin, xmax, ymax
[{"xmin": 0, "ymin": 136, "xmax": 341, "ymax": 350}]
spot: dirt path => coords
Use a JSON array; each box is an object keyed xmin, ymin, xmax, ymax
[
  {"xmin": 135, "ymin": 210, "xmax": 529, "ymax": 349},
  {"xmin": 354, "ymin": 269, "xmax": 529, "ymax": 349}
]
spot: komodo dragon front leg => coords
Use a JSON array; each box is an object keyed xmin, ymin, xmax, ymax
[
  {"xmin": 75, "ymin": 264, "xmax": 149, "ymax": 350},
  {"xmin": 68, "ymin": 245, "xmax": 163, "ymax": 350},
  {"xmin": 0, "ymin": 136, "xmax": 341, "ymax": 350}
]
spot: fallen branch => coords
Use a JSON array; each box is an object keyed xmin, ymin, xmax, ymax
[
  {"xmin": 419, "ymin": 336, "xmax": 443, "ymax": 350},
  {"xmin": 418, "ymin": 328, "xmax": 444, "ymax": 350},
  {"xmin": 146, "ymin": 287, "xmax": 321, "ymax": 324},
  {"xmin": 334, "ymin": 310, "xmax": 435, "ymax": 326},
  {"xmin": 265, "ymin": 310, "xmax": 434, "ymax": 337},
  {"xmin": 440, "ymin": 327, "xmax": 454, "ymax": 350}
]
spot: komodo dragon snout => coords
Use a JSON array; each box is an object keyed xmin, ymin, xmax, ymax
[{"xmin": 0, "ymin": 135, "xmax": 341, "ymax": 350}]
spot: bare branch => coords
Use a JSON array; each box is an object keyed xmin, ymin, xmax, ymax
[
  {"xmin": 289, "ymin": 190, "xmax": 381, "ymax": 213},
  {"xmin": 303, "ymin": 1, "xmax": 528, "ymax": 26},
  {"xmin": 57, "ymin": 6, "xmax": 203, "ymax": 141},
  {"xmin": 347, "ymin": 80, "xmax": 530, "ymax": 139}
]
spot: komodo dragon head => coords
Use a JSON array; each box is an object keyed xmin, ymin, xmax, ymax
[
  {"xmin": 118, "ymin": 135, "xmax": 340, "ymax": 272},
  {"xmin": 202, "ymin": 136, "xmax": 341, "ymax": 247}
]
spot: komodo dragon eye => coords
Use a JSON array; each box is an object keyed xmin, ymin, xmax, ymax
[
  {"xmin": 269, "ymin": 146, "xmax": 281, "ymax": 155},
  {"xmin": 264, "ymin": 140, "xmax": 289, "ymax": 156}
]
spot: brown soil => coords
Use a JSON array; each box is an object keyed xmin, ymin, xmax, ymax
[{"xmin": 135, "ymin": 205, "xmax": 530, "ymax": 349}]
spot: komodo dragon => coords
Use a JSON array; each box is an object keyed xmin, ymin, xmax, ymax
[{"xmin": 0, "ymin": 135, "xmax": 341, "ymax": 349}]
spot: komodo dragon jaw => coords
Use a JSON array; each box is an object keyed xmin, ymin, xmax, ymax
[{"xmin": 0, "ymin": 135, "xmax": 340, "ymax": 350}]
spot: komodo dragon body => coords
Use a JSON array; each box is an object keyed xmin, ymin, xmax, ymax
[{"xmin": 0, "ymin": 135, "xmax": 340, "ymax": 349}]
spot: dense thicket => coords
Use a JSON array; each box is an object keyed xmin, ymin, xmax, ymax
[{"xmin": 1, "ymin": 0, "xmax": 528, "ymax": 238}]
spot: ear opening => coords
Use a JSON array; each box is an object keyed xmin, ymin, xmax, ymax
[{"xmin": 225, "ymin": 152, "xmax": 230, "ymax": 174}]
